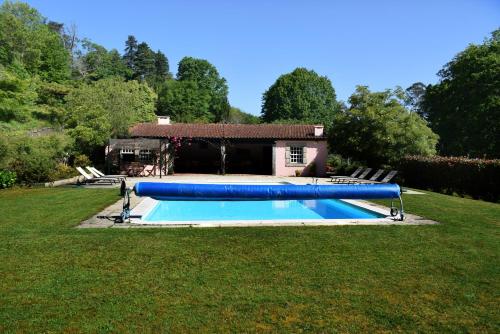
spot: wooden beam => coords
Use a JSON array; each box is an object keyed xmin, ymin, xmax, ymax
[{"xmin": 220, "ymin": 140, "xmax": 226, "ymax": 175}]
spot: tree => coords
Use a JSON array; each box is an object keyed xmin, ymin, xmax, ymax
[
  {"xmin": 330, "ymin": 86, "xmax": 438, "ymax": 166},
  {"xmin": 142, "ymin": 50, "xmax": 171, "ymax": 92},
  {"xmin": 261, "ymin": 68, "xmax": 340, "ymax": 127},
  {"xmin": 157, "ymin": 80, "xmax": 212, "ymax": 123},
  {"xmin": 227, "ymin": 107, "xmax": 260, "ymax": 124},
  {"xmin": 0, "ymin": 1, "xmax": 70, "ymax": 82},
  {"xmin": 134, "ymin": 42, "xmax": 156, "ymax": 81},
  {"xmin": 78, "ymin": 40, "xmax": 131, "ymax": 80},
  {"xmin": 404, "ymin": 82, "xmax": 427, "ymax": 117},
  {"xmin": 65, "ymin": 77, "xmax": 157, "ymax": 153},
  {"xmin": 176, "ymin": 56, "xmax": 229, "ymax": 122},
  {"xmin": 422, "ymin": 30, "xmax": 500, "ymax": 158},
  {"xmin": 0, "ymin": 64, "xmax": 38, "ymax": 122},
  {"xmin": 154, "ymin": 50, "xmax": 170, "ymax": 79},
  {"xmin": 123, "ymin": 35, "xmax": 138, "ymax": 72}
]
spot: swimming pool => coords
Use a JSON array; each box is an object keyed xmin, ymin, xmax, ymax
[{"xmin": 135, "ymin": 198, "xmax": 386, "ymax": 223}]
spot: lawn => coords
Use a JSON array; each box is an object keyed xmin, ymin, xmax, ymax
[{"xmin": 0, "ymin": 187, "xmax": 498, "ymax": 333}]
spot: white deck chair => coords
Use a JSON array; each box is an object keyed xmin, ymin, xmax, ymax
[
  {"xmin": 87, "ymin": 167, "xmax": 125, "ymax": 181},
  {"xmin": 76, "ymin": 167, "xmax": 117, "ymax": 184}
]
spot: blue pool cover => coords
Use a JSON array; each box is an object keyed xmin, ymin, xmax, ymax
[{"xmin": 134, "ymin": 182, "xmax": 401, "ymax": 200}]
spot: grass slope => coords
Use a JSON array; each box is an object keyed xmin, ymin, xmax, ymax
[{"xmin": 0, "ymin": 187, "xmax": 498, "ymax": 332}]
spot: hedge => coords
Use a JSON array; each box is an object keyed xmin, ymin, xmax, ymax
[{"xmin": 399, "ymin": 156, "xmax": 500, "ymax": 202}]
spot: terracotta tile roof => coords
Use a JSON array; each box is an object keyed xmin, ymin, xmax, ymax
[{"xmin": 130, "ymin": 123, "xmax": 325, "ymax": 140}]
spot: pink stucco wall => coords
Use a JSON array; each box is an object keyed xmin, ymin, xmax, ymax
[{"xmin": 274, "ymin": 140, "xmax": 327, "ymax": 177}]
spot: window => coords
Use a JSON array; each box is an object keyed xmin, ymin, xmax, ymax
[
  {"xmin": 289, "ymin": 146, "xmax": 304, "ymax": 164},
  {"xmin": 120, "ymin": 148, "xmax": 134, "ymax": 162},
  {"xmin": 120, "ymin": 148, "xmax": 133, "ymax": 155},
  {"xmin": 139, "ymin": 150, "xmax": 152, "ymax": 163}
]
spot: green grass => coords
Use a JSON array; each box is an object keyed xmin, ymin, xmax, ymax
[{"xmin": 0, "ymin": 187, "xmax": 498, "ymax": 333}]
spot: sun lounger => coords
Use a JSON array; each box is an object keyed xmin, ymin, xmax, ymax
[
  {"xmin": 76, "ymin": 167, "xmax": 118, "ymax": 184},
  {"xmin": 358, "ymin": 170, "xmax": 398, "ymax": 184},
  {"xmin": 88, "ymin": 167, "xmax": 126, "ymax": 180},
  {"xmin": 348, "ymin": 169, "xmax": 385, "ymax": 184},
  {"xmin": 332, "ymin": 168, "xmax": 373, "ymax": 184},
  {"xmin": 329, "ymin": 167, "xmax": 363, "ymax": 182}
]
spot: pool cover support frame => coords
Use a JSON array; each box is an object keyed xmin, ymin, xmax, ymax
[{"xmin": 119, "ymin": 182, "xmax": 405, "ymax": 223}]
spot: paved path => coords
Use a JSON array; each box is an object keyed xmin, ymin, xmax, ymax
[{"xmin": 78, "ymin": 174, "xmax": 436, "ymax": 229}]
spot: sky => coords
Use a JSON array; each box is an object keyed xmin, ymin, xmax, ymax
[{"xmin": 23, "ymin": 0, "xmax": 500, "ymax": 115}]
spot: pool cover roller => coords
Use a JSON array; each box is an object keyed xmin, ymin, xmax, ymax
[{"xmin": 133, "ymin": 182, "xmax": 401, "ymax": 201}]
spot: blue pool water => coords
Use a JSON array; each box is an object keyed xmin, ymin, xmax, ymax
[{"xmin": 143, "ymin": 199, "xmax": 385, "ymax": 222}]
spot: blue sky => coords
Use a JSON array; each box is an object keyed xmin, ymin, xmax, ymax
[{"xmin": 23, "ymin": 0, "xmax": 500, "ymax": 115}]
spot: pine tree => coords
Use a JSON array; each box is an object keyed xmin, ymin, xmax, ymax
[
  {"xmin": 134, "ymin": 42, "xmax": 155, "ymax": 80},
  {"xmin": 123, "ymin": 35, "xmax": 138, "ymax": 72},
  {"xmin": 154, "ymin": 50, "xmax": 169, "ymax": 79}
]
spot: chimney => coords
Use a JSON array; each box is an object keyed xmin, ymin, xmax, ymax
[
  {"xmin": 314, "ymin": 125, "xmax": 324, "ymax": 137},
  {"xmin": 157, "ymin": 116, "xmax": 170, "ymax": 125}
]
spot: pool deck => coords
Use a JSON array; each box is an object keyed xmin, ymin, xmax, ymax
[{"xmin": 78, "ymin": 174, "xmax": 436, "ymax": 228}]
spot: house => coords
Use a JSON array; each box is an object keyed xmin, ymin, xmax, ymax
[{"xmin": 107, "ymin": 117, "xmax": 327, "ymax": 177}]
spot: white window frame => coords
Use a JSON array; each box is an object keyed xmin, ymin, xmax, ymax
[
  {"xmin": 289, "ymin": 146, "xmax": 304, "ymax": 164},
  {"xmin": 120, "ymin": 148, "xmax": 134, "ymax": 155}
]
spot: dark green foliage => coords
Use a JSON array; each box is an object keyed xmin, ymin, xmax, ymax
[
  {"xmin": 404, "ymin": 82, "xmax": 426, "ymax": 117},
  {"xmin": 227, "ymin": 107, "xmax": 260, "ymax": 124},
  {"xmin": 330, "ymin": 86, "xmax": 438, "ymax": 166},
  {"xmin": 0, "ymin": 65, "xmax": 37, "ymax": 122},
  {"xmin": 399, "ymin": 155, "xmax": 500, "ymax": 202},
  {"xmin": 8, "ymin": 134, "xmax": 73, "ymax": 184},
  {"xmin": 121, "ymin": 37, "xmax": 171, "ymax": 91},
  {"xmin": 0, "ymin": 187, "xmax": 499, "ymax": 332},
  {"xmin": 326, "ymin": 153, "xmax": 363, "ymax": 175},
  {"xmin": 123, "ymin": 35, "xmax": 138, "ymax": 71},
  {"xmin": 65, "ymin": 77, "xmax": 156, "ymax": 153},
  {"xmin": 0, "ymin": 170, "xmax": 16, "ymax": 188},
  {"xmin": 79, "ymin": 40, "xmax": 131, "ymax": 81},
  {"xmin": 262, "ymin": 68, "xmax": 340, "ymax": 126},
  {"xmin": 0, "ymin": 134, "xmax": 8, "ymax": 166},
  {"xmin": 157, "ymin": 80, "xmax": 212, "ymax": 122},
  {"xmin": 134, "ymin": 42, "xmax": 156, "ymax": 81},
  {"xmin": 175, "ymin": 56, "xmax": 229, "ymax": 122},
  {"xmin": 0, "ymin": 1, "xmax": 70, "ymax": 82},
  {"xmin": 154, "ymin": 50, "xmax": 169, "ymax": 79},
  {"xmin": 422, "ymin": 30, "xmax": 500, "ymax": 158}
]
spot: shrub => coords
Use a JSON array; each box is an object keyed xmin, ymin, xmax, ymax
[
  {"xmin": 0, "ymin": 170, "xmax": 16, "ymax": 189},
  {"xmin": 49, "ymin": 163, "xmax": 77, "ymax": 180},
  {"xmin": 8, "ymin": 134, "xmax": 73, "ymax": 184},
  {"xmin": 399, "ymin": 156, "xmax": 500, "ymax": 202},
  {"xmin": 74, "ymin": 154, "xmax": 91, "ymax": 167},
  {"xmin": 326, "ymin": 154, "xmax": 363, "ymax": 175}
]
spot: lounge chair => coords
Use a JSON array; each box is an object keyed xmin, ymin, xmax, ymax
[
  {"xmin": 76, "ymin": 167, "xmax": 118, "ymax": 184},
  {"xmin": 333, "ymin": 168, "xmax": 373, "ymax": 184},
  {"xmin": 88, "ymin": 167, "xmax": 126, "ymax": 180},
  {"xmin": 329, "ymin": 167, "xmax": 363, "ymax": 182},
  {"xmin": 349, "ymin": 169, "xmax": 385, "ymax": 184},
  {"xmin": 358, "ymin": 170, "xmax": 398, "ymax": 184}
]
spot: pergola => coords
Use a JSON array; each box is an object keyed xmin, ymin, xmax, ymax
[{"xmin": 107, "ymin": 138, "xmax": 170, "ymax": 177}]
